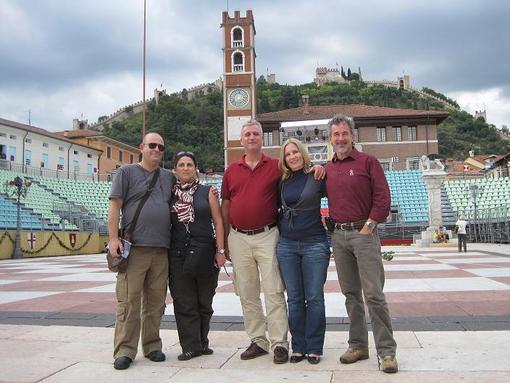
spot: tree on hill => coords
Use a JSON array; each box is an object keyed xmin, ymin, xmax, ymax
[
  {"xmin": 103, "ymin": 90, "xmax": 224, "ymax": 171},
  {"xmin": 101, "ymin": 79, "xmax": 508, "ymax": 169},
  {"xmin": 438, "ymin": 110, "xmax": 508, "ymax": 160}
]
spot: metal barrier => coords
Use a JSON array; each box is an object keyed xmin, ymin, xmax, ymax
[{"xmin": 463, "ymin": 205, "xmax": 510, "ymax": 244}]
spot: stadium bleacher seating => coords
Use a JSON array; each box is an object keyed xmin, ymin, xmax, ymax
[
  {"xmin": 0, "ymin": 194, "xmax": 51, "ymax": 230},
  {"xmin": 0, "ymin": 170, "xmax": 77, "ymax": 230},
  {"xmin": 3, "ymin": 167, "xmax": 508, "ymax": 231},
  {"xmin": 444, "ymin": 177, "xmax": 510, "ymax": 218},
  {"xmin": 385, "ymin": 170, "xmax": 429, "ymax": 223},
  {"xmin": 31, "ymin": 176, "xmax": 111, "ymax": 220}
]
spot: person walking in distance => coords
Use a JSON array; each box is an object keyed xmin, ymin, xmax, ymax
[{"xmin": 455, "ymin": 214, "xmax": 468, "ymax": 252}]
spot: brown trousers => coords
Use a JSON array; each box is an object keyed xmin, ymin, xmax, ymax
[{"xmin": 113, "ymin": 246, "xmax": 169, "ymax": 359}]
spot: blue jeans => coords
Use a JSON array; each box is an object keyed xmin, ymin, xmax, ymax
[{"xmin": 276, "ymin": 236, "xmax": 330, "ymax": 355}]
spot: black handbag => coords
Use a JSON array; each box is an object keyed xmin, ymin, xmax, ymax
[{"xmin": 107, "ymin": 168, "xmax": 160, "ymax": 273}]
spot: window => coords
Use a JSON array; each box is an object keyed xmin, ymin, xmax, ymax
[
  {"xmin": 25, "ymin": 138, "xmax": 32, "ymax": 143},
  {"xmin": 41, "ymin": 153, "xmax": 48, "ymax": 168},
  {"xmin": 0, "ymin": 132, "xmax": 6, "ymax": 137},
  {"xmin": 58, "ymin": 146, "xmax": 64, "ymax": 151},
  {"xmin": 407, "ymin": 157, "xmax": 420, "ymax": 170},
  {"xmin": 379, "ymin": 161, "xmax": 390, "ymax": 171},
  {"xmin": 24, "ymin": 149, "xmax": 32, "ymax": 165},
  {"xmin": 232, "ymin": 27, "xmax": 243, "ymax": 47},
  {"xmin": 130, "ymin": 154, "xmax": 134, "ymax": 164},
  {"xmin": 57, "ymin": 157, "xmax": 65, "ymax": 171},
  {"xmin": 354, "ymin": 128, "xmax": 359, "ymax": 142},
  {"xmin": 9, "ymin": 146, "xmax": 16, "ymax": 161},
  {"xmin": 87, "ymin": 163, "xmax": 94, "ymax": 176},
  {"xmin": 42, "ymin": 142, "xmax": 49, "ymax": 148},
  {"xmin": 408, "ymin": 126, "xmax": 417, "ymax": 141},
  {"xmin": 263, "ymin": 131, "xmax": 273, "ymax": 147},
  {"xmin": 9, "ymin": 134, "xmax": 16, "ymax": 139},
  {"xmin": 119, "ymin": 150, "xmax": 123, "ymax": 162},
  {"xmin": 73, "ymin": 160, "xmax": 79, "ymax": 172},
  {"xmin": 233, "ymin": 52, "xmax": 244, "ymax": 72},
  {"xmin": 87, "ymin": 153, "xmax": 92, "ymax": 158},
  {"xmin": 392, "ymin": 126, "xmax": 402, "ymax": 142},
  {"xmin": 107, "ymin": 146, "xmax": 112, "ymax": 159},
  {"xmin": 73, "ymin": 150, "xmax": 79, "ymax": 155},
  {"xmin": 376, "ymin": 127, "xmax": 386, "ymax": 142}
]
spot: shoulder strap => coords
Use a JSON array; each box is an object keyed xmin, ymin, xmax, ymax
[{"xmin": 125, "ymin": 167, "xmax": 160, "ymax": 237}]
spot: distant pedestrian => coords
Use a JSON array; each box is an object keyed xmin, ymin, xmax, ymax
[{"xmin": 455, "ymin": 214, "xmax": 468, "ymax": 252}]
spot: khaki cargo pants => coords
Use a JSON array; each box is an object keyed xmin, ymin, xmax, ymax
[{"xmin": 113, "ymin": 246, "xmax": 169, "ymax": 359}]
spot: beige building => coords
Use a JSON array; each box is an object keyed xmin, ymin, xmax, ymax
[
  {"xmin": 56, "ymin": 129, "xmax": 140, "ymax": 181},
  {"xmin": 256, "ymin": 100, "xmax": 449, "ymax": 171}
]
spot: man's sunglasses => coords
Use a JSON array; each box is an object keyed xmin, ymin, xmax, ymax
[{"xmin": 145, "ymin": 143, "xmax": 165, "ymax": 151}]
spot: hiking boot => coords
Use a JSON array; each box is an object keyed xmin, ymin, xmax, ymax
[
  {"xmin": 240, "ymin": 342, "xmax": 268, "ymax": 360},
  {"xmin": 273, "ymin": 346, "xmax": 289, "ymax": 364},
  {"xmin": 379, "ymin": 355, "xmax": 398, "ymax": 373},
  {"xmin": 339, "ymin": 348, "xmax": 369, "ymax": 364}
]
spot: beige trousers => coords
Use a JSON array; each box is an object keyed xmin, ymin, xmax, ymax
[
  {"xmin": 228, "ymin": 227, "xmax": 288, "ymax": 351},
  {"xmin": 113, "ymin": 246, "xmax": 169, "ymax": 359}
]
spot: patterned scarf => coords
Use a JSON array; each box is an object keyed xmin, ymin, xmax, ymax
[{"xmin": 172, "ymin": 178, "xmax": 199, "ymax": 224}]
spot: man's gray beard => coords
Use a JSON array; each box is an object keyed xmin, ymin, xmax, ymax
[{"xmin": 336, "ymin": 145, "xmax": 350, "ymax": 154}]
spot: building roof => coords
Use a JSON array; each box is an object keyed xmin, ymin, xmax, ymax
[
  {"xmin": 55, "ymin": 129, "xmax": 140, "ymax": 152},
  {"xmin": 0, "ymin": 117, "xmax": 102, "ymax": 153},
  {"xmin": 257, "ymin": 104, "xmax": 449, "ymax": 124},
  {"xmin": 56, "ymin": 129, "xmax": 102, "ymax": 138}
]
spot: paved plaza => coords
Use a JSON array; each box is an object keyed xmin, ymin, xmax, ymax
[{"xmin": 1, "ymin": 243, "xmax": 510, "ymax": 382}]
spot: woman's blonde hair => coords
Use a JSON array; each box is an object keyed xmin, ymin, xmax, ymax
[{"xmin": 278, "ymin": 138, "xmax": 311, "ymax": 180}]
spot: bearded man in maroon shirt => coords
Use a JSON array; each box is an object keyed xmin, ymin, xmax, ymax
[{"xmin": 325, "ymin": 114, "xmax": 398, "ymax": 374}]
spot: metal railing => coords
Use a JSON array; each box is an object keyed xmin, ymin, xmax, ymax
[
  {"xmin": 463, "ymin": 205, "xmax": 510, "ymax": 244},
  {"xmin": 0, "ymin": 159, "xmax": 111, "ymax": 182}
]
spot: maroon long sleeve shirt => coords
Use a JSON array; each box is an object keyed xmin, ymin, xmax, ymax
[{"xmin": 325, "ymin": 149, "xmax": 391, "ymax": 223}]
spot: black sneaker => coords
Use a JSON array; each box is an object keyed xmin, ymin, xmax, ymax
[
  {"xmin": 113, "ymin": 356, "xmax": 132, "ymax": 370},
  {"xmin": 145, "ymin": 350, "xmax": 166, "ymax": 362}
]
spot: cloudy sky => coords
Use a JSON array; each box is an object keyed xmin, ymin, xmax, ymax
[{"xmin": 1, "ymin": 0, "xmax": 509, "ymax": 132}]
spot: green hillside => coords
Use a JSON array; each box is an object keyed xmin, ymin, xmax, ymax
[{"xmin": 102, "ymin": 79, "xmax": 508, "ymax": 170}]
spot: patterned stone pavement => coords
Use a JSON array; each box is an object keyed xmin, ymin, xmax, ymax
[{"xmin": 1, "ymin": 244, "xmax": 510, "ymax": 330}]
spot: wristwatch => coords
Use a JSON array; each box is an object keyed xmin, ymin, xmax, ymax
[
  {"xmin": 217, "ymin": 248, "xmax": 226, "ymax": 254},
  {"xmin": 365, "ymin": 221, "xmax": 377, "ymax": 230}
]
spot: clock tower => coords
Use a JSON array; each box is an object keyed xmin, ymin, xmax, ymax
[{"xmin": 221, "ymin": 10, "xmax": 257, "ymax": 166}]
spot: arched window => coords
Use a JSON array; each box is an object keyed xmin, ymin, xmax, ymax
[
  {"xmin": 233, "ymin": 51, "xmax": 244, "ymax": 72},
  {"xmin": 231, "ymin": 26, "xmax": 243, "ymax": 47}
]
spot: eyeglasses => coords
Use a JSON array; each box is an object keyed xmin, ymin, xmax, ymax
[
  {"xmin": 145, "ymin": 143, "xmax": 165, "ymax": 151},
  {"xmin": 176, "ymin": 151, "xmax": 194, "ymax": 157}
]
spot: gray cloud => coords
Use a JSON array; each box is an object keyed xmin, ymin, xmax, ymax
[{"xmin": 1, "ymin": 0, "xmax": 509, "ymax": 130}]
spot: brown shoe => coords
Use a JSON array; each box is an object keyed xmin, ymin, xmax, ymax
[
  {"xmin": 379, "ymin": 355, "xmax": 398, "ymax": 373},
  {"xmin": 339, "ymin": 348, "xmax": 369, "ymax": 364},
  {"xmin": 273, "ymin": 346, "xmax": 289, "ymax": 364},
  {"xmin": 240, "ymin": 342, "xmax": 268, "ymax": 360}
]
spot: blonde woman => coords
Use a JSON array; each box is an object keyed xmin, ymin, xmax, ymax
[{"xmin": 276, "ymin": 138, "xmax": 329, "ymax": 364}]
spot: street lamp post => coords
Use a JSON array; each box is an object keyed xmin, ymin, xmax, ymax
[
  {"xmin": 469, "ymin": 183, "xmax": 479, "ymax": 242},
  {"xmin": 4, "ymin": 176, "xmax": 31, "ymax": 259}
]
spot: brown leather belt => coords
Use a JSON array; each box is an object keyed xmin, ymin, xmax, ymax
[
  {"xmin": 334, "ymin": 219, "xmax": 366, "ymax": 231},
  {"xmin": 231, "ymin": 223, "xmax": 277, "ymax": 236}
]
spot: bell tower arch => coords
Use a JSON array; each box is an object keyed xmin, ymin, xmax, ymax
[{"xmin": 221, "ymin": 10, "xmax": 257, "ymax": 166}]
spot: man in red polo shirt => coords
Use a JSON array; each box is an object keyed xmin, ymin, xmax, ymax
[
  {"xmin": 221, "ymin": 120, "xmax": 289, "ymax": 364},
  {"xmin": 325, "ymin": 114, "xmax": 398, "ymax": 373}
]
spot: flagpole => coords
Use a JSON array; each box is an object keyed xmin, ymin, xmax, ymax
[{"xmin": 142, "ymin": 0, "xmax": 147, "ymax": 139}]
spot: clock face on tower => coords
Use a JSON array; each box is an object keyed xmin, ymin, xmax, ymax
[{"xmin": 228, "ymin": 88, "xmax": 250, "ymax": 108}]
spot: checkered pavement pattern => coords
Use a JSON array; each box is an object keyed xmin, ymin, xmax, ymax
[{"xmin": 1, "ymin": 249, "xmax": 510, "ymax": 318}]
